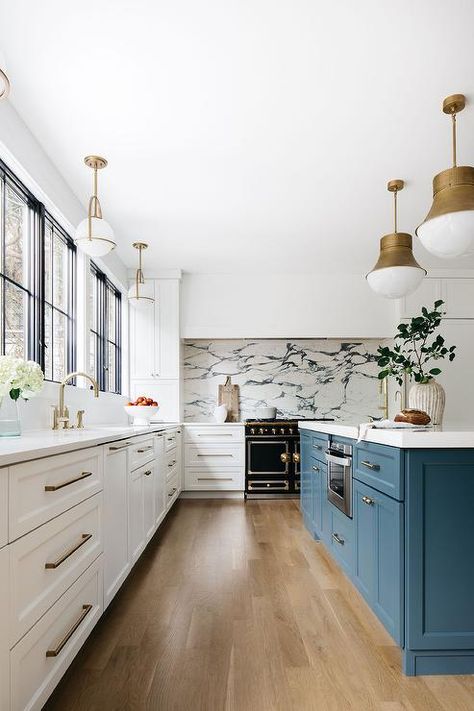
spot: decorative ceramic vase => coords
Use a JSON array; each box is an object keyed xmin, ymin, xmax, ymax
[
  {"xmin": 214, "ymin": 404, "xmax": 228, "ymax": 423},
  {"xmin": 408, "ymin": 379, "xmax": 445, "ymax": 427},
  {"xmin": 0, "ymin": 396, "xmax": 21, "ymax": 437}
]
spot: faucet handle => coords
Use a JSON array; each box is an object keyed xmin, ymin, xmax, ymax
[
  {"xmin": 51, "ymin": 405, "xmax": 59, "ymax": 430},
  {"xmin": 76, "ymin": 410, "xmax": 85, "ymax": 429},
  {"xmin": 57, "ymin": 417, "xmax": 70, "ymax": 430}
]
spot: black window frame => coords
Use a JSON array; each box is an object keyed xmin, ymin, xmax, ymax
[
  {"xmin": 90, "ymin": 262, "xmax": 122, "ymax": 394},
  {"xmin": 0, "ymin": 157, "xmax": 76, "ymax": 376}
]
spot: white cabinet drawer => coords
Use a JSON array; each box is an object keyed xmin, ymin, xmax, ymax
[
  {"xmin": 185, "ymin": 469, "xmax": 244, "ymax": 491},
  {"xmin": 165, "ymin": 450, "xmax": 178, "ymax": 482},
  {"xmin": 0, "ymin": 467, "xmax": 7, "ymax": 548},
  {"xmin": 165, "ymin": 429, "xmax": 177, "ymax": 453},
  {"xmin": 9, "ymin": 448, "xmax": 103, "ymax": 541},
  {"xmin": 185, "ymin": 443, "xmax": 243, "ymax": 468},
  {"xmin": 11, "ymin": 556, "xmax": 103, "ymax": 711},
  {"xmin": 184, "ymin": 425, "xmax": 244, "ymax": 443},
  {"xmin": 166, "ymin": 472, "xmax": 180, "ymax": 510},
  {"xmin": 129, "ymin": 437, "xmax": 155, "ymax": 471},
  {"xmin": 10, "ymin": 494, "xmax": 103, "ymax": 646}
]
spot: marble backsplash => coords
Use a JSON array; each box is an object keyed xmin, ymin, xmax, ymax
[{"xmin": 183, "ymin": 339, "xmax": 386, "ymax": 422}]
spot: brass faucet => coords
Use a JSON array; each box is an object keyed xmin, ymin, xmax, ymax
[
  {"xmin": 378, "ymin": 377, "xmax": 389, "ymax": 420},
  {"xmin": 51, "ymin": 372, "xmax": 99, "ymax": 430}
]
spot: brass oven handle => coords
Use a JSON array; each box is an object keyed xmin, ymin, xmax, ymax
[
  {"xmin": 46, "ymin": 604, "xmax": 93, "ymax": 657},
  {"xmin": 144, "ymin": 470, "xmax": 152, "ymax": 476},
  {"xmin": 280, "ymin": 453, "xmax": 291, "ymax": 464},
  {"xmin": 292, "ymin": 452, "xmax": 300, "ymax": 463},
  {"xmin": 312, "ymin": 465, "xmax": 320, "ymax": 472},
  {"xmin": 45, "ymin": 471, "xmax": 93, "ymax": 492},
  {"xmin": 45, "ymin": 534, "xmax": 93, "ymax": 569},
  {"xmin": 362, "ymin": 495, "xmax": 375, "ymax": 506},
  {"xmin": 332, "ymin": 533, "xmax": 345, "ymax": 546},
  {"xmin": 360, "ymin": 460, "xmax": 380, "ymax": 471},
  {"xmin": 137, "ymin": 446, "xmax": 154, "ymax": 453}
]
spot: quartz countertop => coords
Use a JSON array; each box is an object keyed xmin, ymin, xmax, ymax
[
  {"xmin": 298, "ymin": 421, "xmax": 474, "ymax": 449},
  {"xmin": 0, "ymin": 423, "xmax": 179, "ymax": 467}
]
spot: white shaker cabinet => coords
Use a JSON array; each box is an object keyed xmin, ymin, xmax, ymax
[
  {"xmin": 154, "ymin": 432, "xmax": 166, "ymax": 527},
  {"xmin": 144, "ymin": 462, "xmax": 156, "ymax": 544},
  {"xmin": 0, "ymin": 545, "xmax": 9, "ymax": 711},
  {"xmin": 128, "ymin": 462, "xmax": 146, "ymax": 566},
  {"xmin": 104, "ymin": 443, "xmax": 131, "ymax": 609}
]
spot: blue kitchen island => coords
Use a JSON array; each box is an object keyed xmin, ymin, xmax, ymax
[{"xmin": 299, "ymin": 422, "xmax": 474, "ymax": 677}]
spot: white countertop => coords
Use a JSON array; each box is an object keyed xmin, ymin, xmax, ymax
[
  {"xmin": 0, "ymin": 423, "xmax": 179, "ymax": 467},
  {"xmin": 298, "ymin": 421, "xmax": 474, "ymax": 448},
  {"xmin": 183, "ymin": 422, "xmax": 244, "ymax": 426}
]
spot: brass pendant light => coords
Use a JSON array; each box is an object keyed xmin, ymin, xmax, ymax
[
  {"xmin": 367, "ymin": 180, "xmax": 426, "ymax": 299},
  {"xmin": 416, "ymin": 94, "xmax": 474, "ymax": 258},
  {"xmin": 128, "ymin": 242, "xmax": 155, "ymax": 309},
  {"xmin": 75, "ymin": 156, "xmax": 116, "ymax": 257}
]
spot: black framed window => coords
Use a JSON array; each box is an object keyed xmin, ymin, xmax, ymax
[
  {"xmin": 43, "ymin": 214, "xmax": 76, "ymax": 381},
  {"xmin": 89, "ymin": 263, "xmax": 121, "ymax": 393},
  {"xmin": 0, "ymin": 162, "xmax": 41, "ymax": 361},
  {"xmin": 0, "ymin": 158, "xmax": 76, "ymax": 375}
]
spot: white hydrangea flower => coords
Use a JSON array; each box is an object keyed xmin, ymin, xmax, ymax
[{"xmin": 0, "ymin": 356, "xmax": 44, "ymax": 401}]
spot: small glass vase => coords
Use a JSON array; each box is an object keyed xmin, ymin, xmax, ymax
[{"xmin": 0, "ymin": 396, "xmax": 21, "ymax": 437}]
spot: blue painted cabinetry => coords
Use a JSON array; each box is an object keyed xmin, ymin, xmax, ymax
[{"xmin": 300, "ymin": 429, "xmax": 474, "ymax": 676}]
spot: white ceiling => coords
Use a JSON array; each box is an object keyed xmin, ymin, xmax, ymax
[{"xmin": 1, "ymin": 0, "xmax": 474, "ymax": 275}]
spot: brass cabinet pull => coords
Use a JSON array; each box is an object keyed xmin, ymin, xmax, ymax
[
  {"xmin": 144, "ymin": 470, "xmax": 152, "ymax": 476},
  {"xmin": 362, "ymin": 495, "xmax": 375, "ymax": 506},
  {"xmin": 280, "ymin": 452, "xmax": 291, "ymax": 464},
  {"xmin": 292, "ymin": 452, "xmax": 300, "ymax": 463},
  {"xmin": 46, "ymin": 604, "xmax": 93, "ymax": 657},
  {"xmin": 197, "ymin": 477, "xmax": 233, "ymax": 481},
  {"xmin": 137, "ymin": 446, "xmax": 154, "ymax": 453},
  {"xmin": 197, "ymin": 453, "xmax": 233, "ymax": 457},
  {"xmin": 167, "ymin": 437, "xmax": 175, "ymax": 442},
  {"xmin": 360, "ymin": 460, "xmax": 380, "ymax": 471},
  {"xmin": 332, "ymin": 533, "xmax": 345, "ymax": 546},
  {"xmin": 45, "ymin": 534, "xmax": 93, "ymax": 569},
  {"xmin": 109, "ymin": 442, "xmax": 131, "ymax": 450},
  {"xmin": 313, "ymin": 444, "xmax": 322, "ymax": 450},
  {"xmin": 312, "ymin": 465, "xmax": 320, "ymax": 472},
  {"xmin": 168, "ymin": 487, "xmax": 177, "ymax": 497},
  {"xmin": 45, "ymin": 471, "xmax": 93, "ymax": 492},
  {"xmin": 168, "ymin": 460, "xmax": 176, "ymax": 467}
]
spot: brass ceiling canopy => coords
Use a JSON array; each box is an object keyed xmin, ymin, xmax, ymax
[
  {"xmin": 366, "ymin": 180, "xmax": 426, "ymax": 299},
  {"xmin": 416, "ymin": 93, "xmax": 474, "ymax": 258}
]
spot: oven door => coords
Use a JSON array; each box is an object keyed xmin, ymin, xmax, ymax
[
  {"xmin": 325, "ymin": 451, "xmax": 352, "ymax": 517},
  {"xmin": 247, "ymin": 439, "xmax": 291, "ymax": 478}
]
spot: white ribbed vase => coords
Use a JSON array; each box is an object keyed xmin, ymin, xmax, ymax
[{"xmin": 408, "ymin": 379, "xmax": 445, "ymax": 427}]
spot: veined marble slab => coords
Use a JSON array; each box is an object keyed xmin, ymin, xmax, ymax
[{"xmin": 183, "ymin": 339, "xmax": 384, "ymax": 422}]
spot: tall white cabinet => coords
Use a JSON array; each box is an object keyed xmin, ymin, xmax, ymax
[{"xmin": 129, "ymin": 274, "xmax": 181, "ymax": 421}]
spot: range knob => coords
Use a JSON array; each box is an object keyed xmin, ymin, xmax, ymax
[
  {"xmin": 272, "ymin": 428, "xmax": 277, "ymax": 435},
  {"xmin": 289, "ymin": 427, "xmax": 293, "ymax": 434},
  {"xmin": 250, "ymin": 428, "xmax": 255, "ymax": 435},
  {"xmin": 259, "ymin": 427, "xmax": 264, "ymax": 435},
  {"xmin": 280, "ymin": 427, "xmax": 285, "ymax": 434}
]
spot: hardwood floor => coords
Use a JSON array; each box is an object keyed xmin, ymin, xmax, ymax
[{"xmin": 44, "ymin": 500, "xmax": 474, "ymax": 711}]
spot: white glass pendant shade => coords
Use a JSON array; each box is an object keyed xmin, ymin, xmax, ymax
[
  {"xmin": 0, "ymin": 51, "xmax": 10, "ymax": 100},
  {"xmin": 366, "ymin": 265, "xmax": 425, "ymax": 299},
  {"xmin": 128, "ymin": 280, "xmax": 154, "ymax": 309},
  {"xmin": 417, "ymin": 210, "xmax": 474, "ymax": 258},
  {"xmin": 75, "ymin": 216, "xmax": 116, "ymax": 257}
]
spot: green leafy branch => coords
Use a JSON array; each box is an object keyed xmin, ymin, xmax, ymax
[{"xmin": 377, "ymin": 300, "xmax": 456, "ymax": 387}]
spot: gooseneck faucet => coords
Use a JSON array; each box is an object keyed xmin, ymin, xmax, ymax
[{"xmin": 51, "ymin": 371, "xmax": 99, "ymax": 430}]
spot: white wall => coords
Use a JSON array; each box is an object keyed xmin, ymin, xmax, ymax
[
  {"xmin": 181, "ymin": 273, "xmax": 398, "ymax": 339},
  {"xmin": 0, "ymin": 101, "xmax": 130, "ymax": 427}
]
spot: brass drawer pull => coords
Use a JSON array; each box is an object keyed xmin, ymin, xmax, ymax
[
  {"xmin": 360, "ymin": 460, "xmax": 380, "ymax": 471},
  {"xmin": 197, "ymin": 433, "xmax": 233, "ymax": 437},
  {"xmin": 167, "ymin": 437, "xmax": 175, "ymax": 442},
  {"xmin": 45, "ymin": 471, "xmax": 93, "ymax": 492},
  {"xmin": 137, "ymin": 446, "xmax": 154, "ymax": 453},
  {"xmin": 197, "ymin": 453, "xmax": 233, "ymax": 457},
  {"xmin": 332, "ymin": 533, "xmax": 345, "ymax": 546},
  {"xmin": 45, "ymin": 533, "xmax": 93, "ymax": 569},
  {"xmin": 144, "ymin": 470, "xmax": 152, "ymax": 476},
  {"xmin": 46, "ymin": 603, "xmax": 93, "ymax": 657},
  {"xmin": 362, "ymin": 495, "xmax": 375, "ymax": 506},
  {"xmin": 168, "ymin": 487, "xmax": 177, "ymax": 497},
  {"xmin": 197, "ymin": 477, "xmax": 233, "ymax": 481},
  {"xmin": 313, "ymin": 443, "xmax": 323, "ymax": 450},
  {"xmin": 312, "ymin": 465, "xmax": 320, "ymax": 472},
  {"xmin": 109, "ymin": 442, "xmax": 131, "ymax": 450},
  {"xmin": 168, "ymin": 460, "xmax": 176, "ymax": 467}
]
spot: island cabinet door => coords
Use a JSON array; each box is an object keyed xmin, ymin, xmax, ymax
[
  {"xmin": 312, "ymin": 460, "xmax": 325, "ymax": 538},
  {"xmin": 405, "ymin": 449, "xmax": 474, "ymax": 651},
  {"xmin": 354, "ymin": 480, "xmax": 404, "ymax": 646},
  {"xmin": 300, "ymin": 434, "xmax": 313, "ymax": 527}
]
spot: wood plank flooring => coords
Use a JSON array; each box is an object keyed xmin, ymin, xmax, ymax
[{"xmin": 44, "ymin": 500, "xmax": 474, "ymax": 711}]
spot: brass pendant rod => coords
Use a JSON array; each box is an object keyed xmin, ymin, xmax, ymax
[
  {"xmin": 452, "ymin": 112, "xmax": 457, "ymax": 168},
  {"xmin": 394, "ymin": 188, "xmax": 398, "ymax": 234}
]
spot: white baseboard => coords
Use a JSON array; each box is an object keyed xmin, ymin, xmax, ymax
[{"xmin": 179, "ymin": 491, "xmax": 245, "ymax": 499}]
